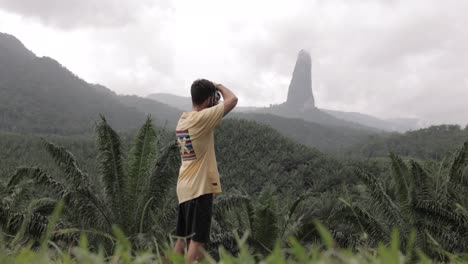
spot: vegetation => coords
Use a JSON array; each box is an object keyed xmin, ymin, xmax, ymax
[
  {"xmin": 346, "ymin": 124, "xmax": 468, "ymax": 160},
  {"xmin": 2, "ymin": 30, "xmax": 468, "ymax": 263},
  {"xmin": 343, "ymin": 143, "xmax": 468, "ymax": 259},
  {"xmin": 230, "ymin": 113, "xmax": 377, "ymax": 153},
  {"xmin": 2, "ymin": 118, "xmax": 467, "ymax": 263},
  {"xmin": 2, "ymin": 219, "xmax": 467, "ymax": 264},
  {"xmin": 1, "ymin": 116, "xmax": 179, "ymax": 252},
  {"xmin": 0, "ymin": 33, "xmax": 180, "ymax": 134}
]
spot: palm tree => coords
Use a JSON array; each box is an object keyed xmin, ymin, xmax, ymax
[
  {"xmin": 0, "ymin": 182, "xmax": 77, "ymax": 250},
  {"xmin": 209, "ymin": 187, "xmax": 316, "ymax": 257},
  {"xmin": 344, "ymin": 141, "xmax": 468, "ymax": 258},
  {"xmin": 6, "ymin": 116, "xmax": 179, "ymax": 250}
]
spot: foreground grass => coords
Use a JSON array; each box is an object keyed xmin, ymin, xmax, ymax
[
  {"xmin": 1, "ymin": 202, "xmax": 467, "ymax": 263},
  {"xmin": 2, "ymin": 225, "xmax": 468, "ymax": 264}
]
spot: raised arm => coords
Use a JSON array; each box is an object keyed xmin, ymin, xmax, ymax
[{"xmin": 214, "ymin": 83, "xmax": 238, "ymax": 116}]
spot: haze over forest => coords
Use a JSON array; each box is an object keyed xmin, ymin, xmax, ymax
[{"xmin": 1, "ymin": 0, "xmax": 467, "ymax": 127}]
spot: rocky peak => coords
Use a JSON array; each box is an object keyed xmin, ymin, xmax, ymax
[{"xmin": 285, "ymin": 49, "xmax": 315, "ymax": 110}]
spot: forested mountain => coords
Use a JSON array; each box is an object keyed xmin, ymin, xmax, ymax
[
  {"xmin": 148, "ymin": 50, "xmax": 419, "ymax": 132},
  {"xmin": 0, "ymin": 32, "xmax": 180, "ymax": 134},
  {"xmin": 229, "ymin": 113, "xmax": 376, "ymax": 152},
  {"xmin": 323, "ymin": 109, "xmax": 419, "ymax": 132},
  {"xmin": 147, "ymin": 92, "xmax": 382, "ymax": 131},
  {"xmin": 2, "ymin": 116, "xmax": 467, "ymax": 260},
  {"xmin": 346, "ymin": 124, "xmax": 468, "ymax": 160},
  {"xmin": 0, "ymin": 118, "xmax": 349, "ymax": 193},
  {"xmin": 0, "ymin": 32, "xmax": 379, "ymax": 153},
  {"xmin": 3, "ymin": 31, "xmax": 466, "ymax": 161}
]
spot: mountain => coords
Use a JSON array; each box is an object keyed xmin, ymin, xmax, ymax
[
  {"xmin": 322, "ymin": 109, "xmax": 419, "ymax": 132},
  {"xmin": 147, "ymin": 93, "xmax": 192, "ymax": 112},
  {"xmin": 229, "ymin": 112, "xmax": 376, "ymax": 152},
  {"xmin": 261, "ymin": 50, "xmax": 418, "ymax": 131},
  {"xmin": 323, "ymin": 110, "xmax": 420, "ymax": 132},
  {"xmin": 0, "ymin": 32, "xmax": 376, "ymax": 152},
  {"xmin": 0, "ymin": 32, "xmax": 181, "ymax": 134},
  {"xmin": 345, "ymin": 124, "xmax": 468, "ymax": 160},
  {"xmin": 149, "ymin": 50, "xmax": 419, "ymax": 132},
  {"xmin": 285, "ymin": 49, "xmax": 315, "ymax": 110},
  {"xmin": 0, "ymin": 32, "xmax": 387, "ymax": 152},
  {"xmin": 0, "ymin": 118, "xmax": 351, "ymax": 195},
  {"xmin": 147, "ymin": 94, "xmax": 378, "ymax": 131},
  {"xmin": 146, "ymin": 93, "xmax": 378, "ymax": 151}
]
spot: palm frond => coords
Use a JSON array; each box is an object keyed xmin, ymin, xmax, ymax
[
  {"xmin": 358, "ymin": 170, "xmax": 403, "ymax": 227},
  {"xmin": 42, "ymin": 139, "xmax": 90, "ymax": 189},
  {"xmin": 96, "ymin": 115, "xmax": 126, "ymax": 221},
  {"xmin": 8, "ymin": 167, "xmax": 66, "ymax": 195},
  {"xmin": 449, "ymin": 141, "xmax": 468, "ymax": 188},
  {"xmin": 286, "ymin": 192, "xmax": 313, "ymax": 221},
  {"xmin": 144, "ymin": 141, "xmax": 178, "ymax": 210},
  {"xmin": 8, "ymin": 198, "xmax": 54, "ymax": 242},
  {"xmin": 424, "ymin": 222, "xmax": 468, "ymax": 255},
  {"xmin": 413, "ymin": 200, "xmax": 467, "ymax": 230},
  {"xmin": 30, "ymin": 197, "xmax": 57, "ymax": 216},
  {"xmin": 208, "ymin": 230, "xmax": 238, "ymax": 255},
  {"xmin": 127, "ymin": 117, "xmax": 157, "ymax": 230},
  {"xmin": 212, "ymin": 194, "xmax": 253, "ymax": 231},
  {"xmin": 409, "ymin": 161, "xmax": 433, "ymax": 206},
  {"xmin": 7, "ymin": 167, "xmax": 111, "ymax": 231},
  {"xmin": 64, "ymin": 190, "xmax": 112, "ymax": 231},
  {"xmin": 280, "ymin": 192, "xmax": 313, "ymax": 239},
  {"xmin": 251, "ymin": 204, "xmax": 279, "ymax": 255},
  {"xmin": 389, "ymin": 153, "xmax": 411, "ymax": 208},
  {"xmin": 349, "ymin": 204, "xmax": 390, "ymax": 245},
  {"xmin": 2, "ymin": 183, "xmax": 32, "ymax": 209}
]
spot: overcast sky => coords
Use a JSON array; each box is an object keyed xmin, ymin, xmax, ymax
[{"xmin": 0, "ymin": 0, "xmax": 467, "ymax": 126}]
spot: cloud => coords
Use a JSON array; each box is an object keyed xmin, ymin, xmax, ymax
[
  {"xmin": 0, "ymin": 0, "xmax": 170, "ymax": 29},
  {"xmin": 1, "ymin": 0, "xmax": 467, "ymax": 125},
  {"xmin": 0, "ymin": 2, "xmax": 178, "ymax": 96},
  {"xmin": 225, "ymin": 0, "xmax": 468, "ymax": 124}
]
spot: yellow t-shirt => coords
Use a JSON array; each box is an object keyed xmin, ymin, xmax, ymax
[{"xmin": 175, "ymin": 103, "xmax": 224, "ymax": 204}]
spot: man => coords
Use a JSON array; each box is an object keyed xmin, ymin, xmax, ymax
[{"xmin": 174, "ymin": 79, "xmax": 238, "ymax": 263}]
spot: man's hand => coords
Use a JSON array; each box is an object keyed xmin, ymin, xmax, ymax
[{"xmin": 212, "ymin": 82, "xmax": 238, "ymax": 116}]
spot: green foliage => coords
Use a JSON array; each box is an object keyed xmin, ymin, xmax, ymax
[
  {"xmin": 344, "ymin": 141, "xmax": 468, "ymax": 259},
  {"xmin": 230, "ymin": 112, "xmax": 377, "ymax": 153},
  {"xmin": 0, "ymin": 33, "xmax": 182, "ymax": 134},
  {"xmin": 1, "ymin": 115, "xmax": 468, "ymax": 262},
  {"xmin": 215, "ymin": 119, "xmax": 345, "ymax": 195},
  {"xmin": 2, "ymin": 116, "xmax": 179, "ymax": 249},
  {"xmin": 347, "ymin": 125, "xmax": 468, "ymax": 160},
  {"xmin": 2, "ymin": 222, "xmax": 467, "ymax": 263}
]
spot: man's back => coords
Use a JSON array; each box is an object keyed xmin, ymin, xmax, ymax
[
  {"xmin": 173, "ymin": 79, "xmax": 237, "ymax": 263},
  {"xmin": 176, "ymin": 103, "xmax": 224, "ymax": 204}
]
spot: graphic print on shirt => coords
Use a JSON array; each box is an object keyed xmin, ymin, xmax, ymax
[{"xmin": 176, "ymin": 130, "xmax": 197, "ymax": 161}]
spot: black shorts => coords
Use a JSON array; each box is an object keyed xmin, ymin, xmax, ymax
[{"xmin": 176, "ymin": 193, "xmax": 213, "ymax": 243}]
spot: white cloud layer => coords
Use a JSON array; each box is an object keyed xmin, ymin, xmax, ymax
[{"xmin": 0, "ymin": 0, "xmax": 467, "ymax": 125}]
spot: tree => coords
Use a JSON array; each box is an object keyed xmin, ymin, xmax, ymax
[
  {"xmin": 5, "ymin": 116, "xmax": 179, "ymax": 250},
  {"xmin": 208, "ymin": 187, "xmax": 318, "ymax": 258},
  {"xmin": 344, "ymin": 141, "xmax": 468, "ymax": 258}
]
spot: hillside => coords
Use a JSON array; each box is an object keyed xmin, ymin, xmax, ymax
[
  {"xmin": 323, "ymin": 109, "xmax": 419, "ymax": 132},
  {"xmin": 0, "ymin": 31, "xmax": 380, "ymax": 153},
  {"xmin": 0, "ymin": 119, "xmax": 350, "ymax": 195},
  {"xmin": 0, "ymin": 32, "xmax": 180, "ymax": 134},
  {"xmin": 148, "ymin": 49, "xmax": 420, "ymax": 133},
  {"xmin": 345, "ymin": 124, "xmax": 468, "ymax": 160},
  {"xmin": 147, "ymin": 93, "xmax": 381, "ymax": 131},
  {"xmin": 229, "ymin": 112, "xmax": 376, "ymax": 152}
]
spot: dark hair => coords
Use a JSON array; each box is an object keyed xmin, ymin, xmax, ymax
[{"xmin": 191, "ymin": 79, "xmax": 216, "ymax": 106}]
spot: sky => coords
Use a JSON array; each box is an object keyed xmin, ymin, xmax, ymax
[{"xmin": 0, "ymin": 0, "xmax": 467, "ymax": 126}]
